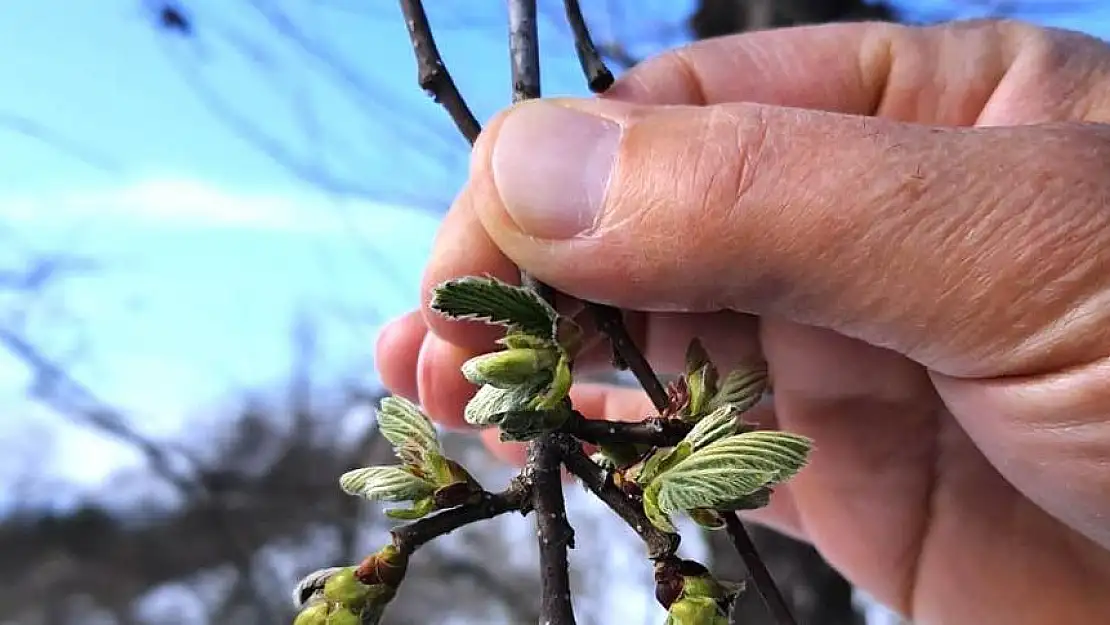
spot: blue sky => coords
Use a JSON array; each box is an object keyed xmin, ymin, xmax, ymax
[{"xmin": 0, "ymin": 1, "xmax": 1107, "ymax": 495}]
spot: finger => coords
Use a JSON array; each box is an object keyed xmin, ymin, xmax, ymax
[
  {"xmin": 761, "ymin": 319, "xmax": 944, "ymax": 613},
  {"xmin": 608, "ymin": 20, "xmax": 1110, "ymax": 125},
  {"xmin": 416, "ymin": 333, "xmax": 479, "ymax": 430},
  {"xmin": 418, "ymin": 20, "xmax": 1068, "ymax": 353},
  {"xmin": 375, "ymin": 311, "xmax": 426, "ymax": 402},
  {"xmin": 420, "ymin": 196, "xmax": 523, "ymax": 354},
  {"xmin": 468, "ymin": 92, "xmax": 1110, "ymax": 379}
]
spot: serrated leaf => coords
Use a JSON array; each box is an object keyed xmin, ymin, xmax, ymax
[
  {"xmin": 376, "ymin": 396, "xmax": 440, "ymax": 460},
  {"xmin": 707, "ymin": 366, "xmax": 768, "ymax": 414},
  {"xmin": 651, "ymin": 431, "xmax": 811, "ymax": 518},
  {"xmin": 682, "ymin": 405, "xmax": 742, "ymax": 451},
  {"xmin": 430, "ymin": 276, "xmax": 558, "ymax": 339},
  {"xmin": 339, "ymin": 466, "xmax": 436, "ymax": 502},
  {"xmin": 464, "ymin": 377, "xmax": 550, "ymax": 426},
  {"xmin": 635, "ymin": 441, "xmax": 693, "ymax": 487}
]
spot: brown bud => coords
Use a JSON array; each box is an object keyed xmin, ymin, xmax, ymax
[
  {"xmin": 654, "ymin": 560, "xmax": 685, "ymax": 609},
  {"xmin": 355, "ymin": 545, "xmax": 409, "ymax": 588},
  {"xmin": 432, "ymin": 481, "xmax": 481, "ymax": 509}
]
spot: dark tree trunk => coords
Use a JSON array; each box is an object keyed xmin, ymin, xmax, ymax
[{"xmin": 687, "ymin": 4, "xmax": 896, "ymax": 624}]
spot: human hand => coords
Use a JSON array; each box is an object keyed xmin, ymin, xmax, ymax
[{"xmin": 377, "ymin": 19, "xmax": 1110, "ymax": 624}]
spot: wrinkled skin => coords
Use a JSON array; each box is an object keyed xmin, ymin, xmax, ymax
[{"xmin": 377, "ymin": 19, "xmax": 1110, "ymax": 624}]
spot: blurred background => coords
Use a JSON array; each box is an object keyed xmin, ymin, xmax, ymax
[{"xmin": 0, "ymin": 2, "xmax": 1105, "ymax": 624}]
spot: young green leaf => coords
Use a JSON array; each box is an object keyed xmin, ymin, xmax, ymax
[
  {"xmin": 339, "ymin": 466, "xmax": 437, "ymax": 503},
  {"xmin": 682, "ymin": 405, "xmax": 742, "ymax": 451},
  {"xmin": 634, "ymin": 441, "xmax": 693, "ymax": 487},
  {"xmin": 383, "ymin": 497, "xmax": 437, "ymax": 520},
  {"xmin": 376, "ymin": 396, "xmax": 440, "ymax": 459},
  {"xmin": 706, "ymin": 366, "xmax": 768, "ymax": 414},
  {"xmin": 464, "ymin": 377, "xmax": 550, "ymax": 426},
  {"xmin": 430, "ymin": 276, "xmax": 558, "ymax": 339},
  {"xmin": 644, "ymin": 431, "xmax": 812, "ymax": 529},
  {"xmin": 683, "ymin": 339, "xmax": 719, "ymax": 419}
]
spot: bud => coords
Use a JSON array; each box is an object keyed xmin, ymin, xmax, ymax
[
  {"xmin": 355, "ymin": 544, "xmax": 410, "ymax": 588},
  {"xmin": 424, "ymin": 452, "xmax": 479, "ymax": 490},
  {"xmin": 665, "ymin": 596, "xmax": 729, "ymax": 625},
  {"xmin": 433, "ymin": 481, "xmax": 482, "ymax": 509},
  {"xmin": 292, "ymin": 602, "xmax": 329, "ymax": 625},
  {"xmin": 323, "ymin": 567, "xmax": 373, "ymax": 609},
  {"xmin": 683, "ymin": 340, "xmax": 719, "ymax": 419},
  {"xmin": 292, "ymin": 567, "xmax": 344, "ymax": 608},
  {"xmin": 530, "ymin": 354, "xmax": 572, "ymax": 410},
  {"xmin": 461, "ymin": 348, "xmax": 556, "ymax": 388},
  {"xmin": 326, "ymin": 607, "xmax": 361, "ymax": 625},
  {"xmin": 464, "ymin": 377, "xmax": 549, "ymax": 427},
  {"xmin": 687, "ymin": 508, "xmax": 725, "ymax": 530}
]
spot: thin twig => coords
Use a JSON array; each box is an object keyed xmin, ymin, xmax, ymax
[
  {"xmin": 561, "ymin": 442, "xmax": 679, "ymax": 560},
  {"xmin": 398, "ymin": 0, "xmax": 481, "ymax": 143},
  {"xmin": 590, "ymin": 304, "xmax": 671, "ymax": 411},
  {"xmin": 389, "ymin": 481, "xmax": 532, "ymax": 554},
  {"xmin": 562, "ymin": 410, "xmax": 690, "ymax": 448},
  {"xmin": 562, "ymin": 0, "xmax": 615, "ymax": 92},
  {"xmin": 723, "ymin": 513, "xmax": 798, "ymax": 625}
]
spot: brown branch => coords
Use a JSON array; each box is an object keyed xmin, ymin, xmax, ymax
[
  {"xmin": 562, "ymin": 0, "xmax": 615, "ymax": 92},
  {"xmin": 589, "ymin": 304, "xmax": 671, "ymax": 411},
  {"xmin": 398, "ymin": 0, "xmax": 481, "ymax": 143},
  {"xmin": 562, "ymin": 410, "xmax": 690, "ymax": 448},
  {"xmin": 389, "ymin": 481, "xmax": 532, "ymax": 555},
  {"xmin": 723, "ymin": 513, "xmax": 798, "ymax": 625},
  {"xmin": 560, "ymin": 442, "xmax": 679, "ymax": 560},
  {"xmin": 528, "ymin": 434, "xmax": 578, "ymax": 625}
]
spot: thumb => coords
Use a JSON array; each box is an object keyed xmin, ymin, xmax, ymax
[{"xmin": 467, "ymin": 98, "xmax": 1110, "ymax": 378}]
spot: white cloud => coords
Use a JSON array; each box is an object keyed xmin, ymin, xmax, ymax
[{"xmin": 0, "ymin": 176, "xmax": 440, "ymax": 235}]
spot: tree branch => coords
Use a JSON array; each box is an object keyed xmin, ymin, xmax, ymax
[
  {"xmin": 529, "ymin": 434, "xmax": 578, "ymax": 625},
  {"xmin": 560, "ymin": 442, "xmax": 680, "ymax": 560},
  {"xmin": 388, "ymin": 480, "xmax": 532, "ymax": 555},
  {"xmin": 398, "ymin": 0, "xmax": 481, "ymax": 143},
  {"xmin": 562, "ymin": 410, "xmax": 690, "ymax": 448},
  {"xmin": 562, "ymin": 0, "xmax": 615, "ymax": 92},
  {"xmin": 723, "ymin": 512, "xmax": 798, "ymax": 625}
]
